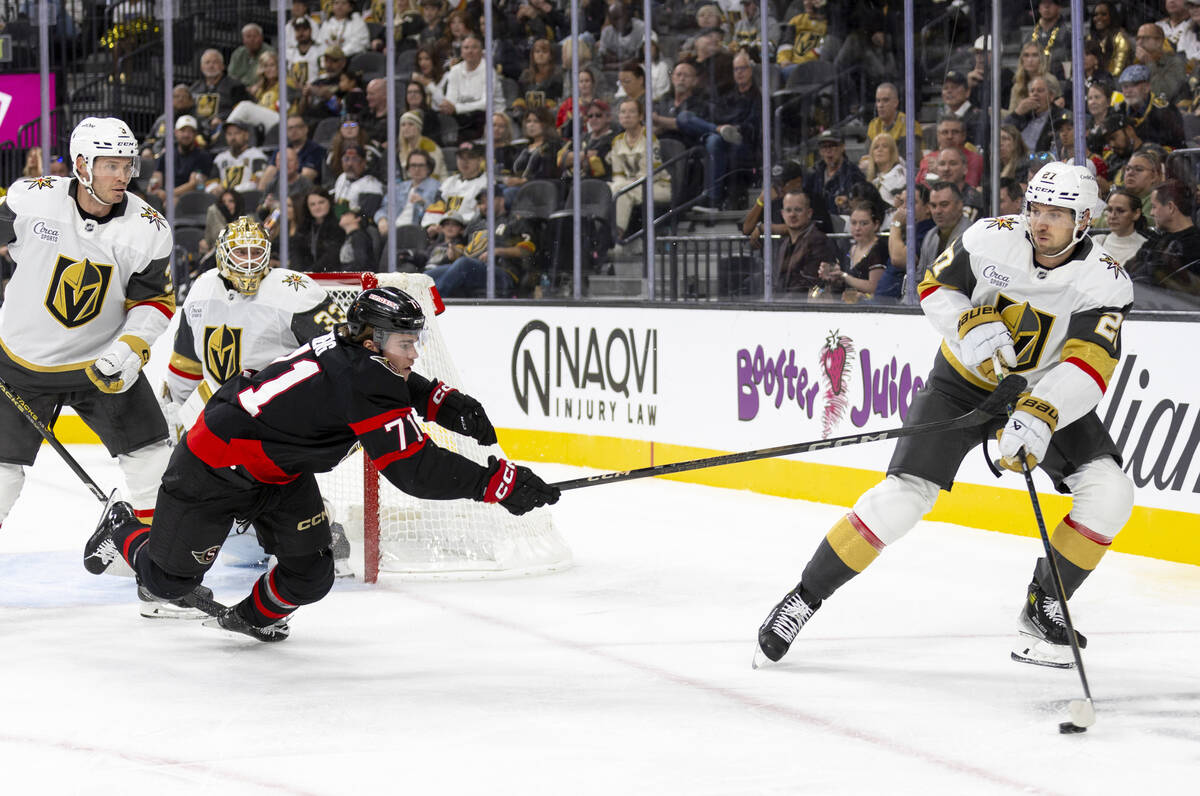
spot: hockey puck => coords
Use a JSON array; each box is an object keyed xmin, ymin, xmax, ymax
[{"xmin": 1058, "ymin": 722, "xmax": 1087, "ymax": 734}]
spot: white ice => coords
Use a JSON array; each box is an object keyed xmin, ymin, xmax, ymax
[{"xmin": 1, "ymin": 447, "xmax": 1198, "ymax": 795}]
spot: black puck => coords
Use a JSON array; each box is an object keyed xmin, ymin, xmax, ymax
[{"xmin": 1059, "ymin": 722, "xmax": 1087, "ymax": 734}]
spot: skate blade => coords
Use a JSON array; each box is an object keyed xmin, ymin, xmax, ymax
[
  {"xmin": 751, "ymin": 645, "xmax": 774, "ymax": 670},
  {"xmin": 1011, "ymin": 633, "xmax": 1075, "ymax": 669},
  {"xmin": 200, "ymin": 616, "xmax": 290, "ymax": 642},
  {"xmin": 139, "ymin": 603, "xmax": 208, "ymax": 620}
]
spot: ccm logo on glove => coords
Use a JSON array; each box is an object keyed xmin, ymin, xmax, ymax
[{"xmin": 484, "ymin": 459, "xmax": 517, "ymax": 502}]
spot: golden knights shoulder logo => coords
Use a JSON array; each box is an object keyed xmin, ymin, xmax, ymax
[
  {"xmin": 984, "ymin": 217, "xmax": 1018, "ymax": 231},
  {"xmin": 140, "ymin": 206, "xmax": 167, "ymax": 230},
  {"xmin": 23, "ymin": 176, "xmax": 57, "ymax": 190},
  {"xmin": 996, "ymin": 293, "xmax": 1055, "ymax": 371},
  {"xmin": 45, "ymin": 255, "xmax": 114, "ymax": 328},
  {"xmin": 203, "ymin": 324, "xmax": 243, "ymax": 384}
]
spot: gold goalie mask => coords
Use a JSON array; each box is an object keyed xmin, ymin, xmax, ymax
[{"xmin": 216, "ymin": 216, "xmax": 272, "ymax": 295}]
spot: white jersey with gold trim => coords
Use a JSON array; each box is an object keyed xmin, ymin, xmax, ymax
[
  {"xmin": 212, "ymin": 146, "xmax": 268, "ymax": 193},
  {"xmin": 0, "ymin": 176, "xmax": 174, "ymax": 381},
  {"xmin": 165, "ymin": 268, "xmax": 345, "ymax": 409}
]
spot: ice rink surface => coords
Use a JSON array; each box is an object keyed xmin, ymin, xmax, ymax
[{"xmin": 1, "ymin": 447, "xmax": 1197, "ymax": 795}]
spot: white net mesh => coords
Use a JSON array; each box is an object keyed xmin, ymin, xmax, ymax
[{"xmin": 310, "ymin": 272, "xmax": 571, "ymax": 579}]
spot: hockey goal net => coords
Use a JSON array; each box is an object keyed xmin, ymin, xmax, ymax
[{"xmin": 306, "ymin": 271, "xmax": 571, "ymax": 582}]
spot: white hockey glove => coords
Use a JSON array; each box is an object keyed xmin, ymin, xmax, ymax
[
  {"xmin": 957, "ymin": 306, "xmax": 1017, "ymax": 382},
  {"xmin": 997, "ymin": 396, "xmax": 1059, "ymax": 472},
  {"xmin": 87, "ymin": 338, "xmax": 150, "ymax": 394},
  {"xmin": 160, "ymin": 398, "xmax": 186, "ymax": 445}
]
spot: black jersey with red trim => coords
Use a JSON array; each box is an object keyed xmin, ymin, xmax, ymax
[{"xmin": 186, "ymin": 330, "xmax": 488, "ymax": 501}]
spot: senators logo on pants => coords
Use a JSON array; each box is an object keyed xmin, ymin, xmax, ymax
[
  {"xmin": 44, "ymin": 254, "xmax": 114, "ymax": 328},
  {"xmin": 192, "ymin": 545, "xmax": 221, "ymax": 565},
  {"xmin": 204, "ymin": 324, "xmax": 243, "ymax": 384}
]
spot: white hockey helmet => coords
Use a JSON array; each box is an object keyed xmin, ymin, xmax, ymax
[
  {"xmin": 1023, "ymin": 160, "xmax": 1099, "ymax": 251},
  {"xmin": 70, "ymin": 116, "xmax": 140, "ymax": 198},
  {"xmin": 216, "ymin": 216, "xmax": 272, "ymax": 295}
]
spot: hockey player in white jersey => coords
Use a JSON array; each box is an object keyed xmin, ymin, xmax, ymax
[
  {"xmin": 162, "ymin": 215, "xmax": 353, "ymax": 574},
  {"xmin": 0, "ymin": 116, "xmax": 175, "ymax": 533},
  {"xmin": 754, "ymin": 162, "xmax": 1136, "ymax": 669}
]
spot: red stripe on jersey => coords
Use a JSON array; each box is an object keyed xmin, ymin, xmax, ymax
[
  {"xmin": 133, "ymin": 509, "xmax": 154, "ymax": 523},
  {"xmin": 372, "ymin": 437, "xmax": 428, "ymax": 470},
  {"xmin": 132, "ymin": 299, "xmax": 175, "ymax": 319},
  {"xmin": 918, "ymin": 284, "xmax": 940, "ymax": 300},
  {"xmin": 186, "ymin": 414, "xmax": 297, "ymax": 484},
  {"xmin": 1064, "ymin": 514, "xmax": 1114, "ymax": 545},
  {"xmin": 1065, "ymin": 356, "xmax": 1107, "ymax": 392},
  {"xmin": 268, "ymin": 569, "xmax": 297, "ymax": 608},
  {"xmin": 168, "ymin": 363, "xmax": 203, "ymax": 381},
  {"xmin": 252, "ymin": 580, "xmax": 291, "ymax": 620},
  {"xmin": 122, "ymin": 526, "xmax": 150, "ymax": 562},
  {"xmin": 348, "ymin": 408, "xmax": 409, "ymax": 435},
  {"xmin": 847, "ymin": 512, "xmax": 887, "ymax": 552}
]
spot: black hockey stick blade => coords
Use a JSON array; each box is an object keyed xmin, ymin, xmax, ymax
[{"xmin": 552, "ymin": 374, "xmax": 1028, "ymax": 491}]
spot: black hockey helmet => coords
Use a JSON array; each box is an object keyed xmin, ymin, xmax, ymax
[{"xmin": 346, "ymin": 287, "xmax": 425, "ymax": 345}]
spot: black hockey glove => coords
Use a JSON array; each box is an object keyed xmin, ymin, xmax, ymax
[
  {"xmin": 428, "ymin": 381, "xmax": 498, "ymax": 445},
  {"xmin": 480, "ymin": 456, "xmax": 560, "ymax": 516}
]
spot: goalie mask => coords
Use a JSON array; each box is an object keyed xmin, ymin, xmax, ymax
[
  {"xmin": 216, "ymin": 217, "xmax": 272, "ymax": 295},
  {"xmin": 69, "ymin": 116, "xmax": 140, "ymax": 205},
  {"xmin": 1023, "ymin": 161, "xmax": 1100, "ymax": 257},
  {"xmin": 347, "ymin": 286, "xmax": 426, "ymax": 348}
]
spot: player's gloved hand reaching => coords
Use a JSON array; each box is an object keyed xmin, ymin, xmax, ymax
[
  {"xmin": 160, "ymin": 399, "xmax": 186, "ymax": 444},
  {"xmin": 430, "ymin": 381, "xmax": 498, "ymax": 445},
  {"xmin": 997, "ymin": 395, "xmax": 1059, "ymax": 472},
  {"xmin": 956, "ymin": 306, "xmax": 1017, "ymax": 382},
  {"xmin": 87, "ymin": 339, "xmax": 150, "ymax": 394},
  {"xmin": 480, "ymin": 456, "xmax": 560, "ymax": 515}
]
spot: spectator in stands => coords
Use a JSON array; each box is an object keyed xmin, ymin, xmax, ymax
[
  {"xmin": 1134, "ymin": 22, "xmax": 1187, "ymax": 102},
  {"xmin": 143, "ymin": 84, "xmax": 201, "ymax": 158},
  {"xmin": 998, "ymin": 124, "xmax": 1030, "ymax": 180},
  {"xmin": 326, "ymin": 116, "xmax": 381, "ymax": 183},
  {"xmin": 1030, "ymin": 0, "xmax": 1071, "ymax": 76},
  {"xmin": 426, "ymin": 185, "xmax": 536, "ymax": 297},
  {"xmin": 226, "ymin": 52, "xmax": 299, "ymax": 135},
  {"xmin": 599, "ymin": 2, "xmax": 645, "ymax": 65},
  {"xmin": 292, "ymin": 187, "xmax": 347, "ymax": 271},
  {"xmin": 398, "ymin": 111, "xmax": 448, "ymax": 180},
  {"xmin": 287, "ymin": 18, "xmax": 326, "ymax": 88},
  {"xmin": 940, "ymin": 70, "xmax": 988, "ymax": 147},
  {"xmin": 438, "ymin": 34, "xmax": 497, "ymax": 142},
  {"xmin": 320, "ymin": 0, "xmax": 371, "ymax": 57},
  {"xmin": 998, "ymin": 177, "xmax": 1025, "ymax": 216},
  {"xmin": 966, "ymin": 34, "xmax": 1014, "ymax": 115},
  {"xmin": 880, "ymin": 184, "xmax": 933, "ymax": 301},
  {"xmin": 149, "ymin": 116, "xmax": 215, "ymax": 203},
  {"xmin": 191, "ymin": 49, "xmax": 251, "ymax": 141},
  {"xmin": 1094, "ymin": 187, "xmax": 1150, "ymax": 266},
  {"xmin": 557, "ymin": 100, "xmax": 614, "ymax": 180},
  {"xmin": 300, "ymin": 47, "xmax": 350, "ymax": 127},
  {"xmin": 833, "ymin": 14, "xmax": 896, "ymax": 101},
  {"xmin": 213, "ymin": 120, "xmax": 270, "ymax": 194},
  {"xmin": 1090, "ymin": 2, "xmax": 1133, "ymax": 78},
  {"xmin": 512, "ymin": 38, "xmax": 563, "ymax": 119},
  {"xmin": 1100, "ymin": 112, "xmax": 1140, "ymax": 183},
  {"xmin": 411, "ymin": 44, "xmax": 446, "ymax": 103},
  {"xmin": 1009, "ymin": 42, "xmax": 1050, "ymax": 115},
  {"xmin": 503, "ymin": 108, "xmax": 560, "ymax": 205},
  {"xmin": 285, "ymin": 0, "xmax": 322, "ymax": 49},
  {"xmin": 361, "ymin": 77, "xmax": 390, "ymax": 145},
  {"xmin": 1176, "ymin": 1, "xmax": 1200, "ymax": 62},
  {"xmin": 818, "ymin": 198, "xmax": 888, "ymax": 299},
  {"xmin": 917, "ymin": 181, "xmax": 969, "ymax": 273},
  {"xmin": 1006, "ymin": 74, "xmax": 1061, "ymax": 154},
  {"xmin": 1114, "ymin": 63, "xmax": 1184, "ymax": 149},
  {"xmin": 1130, "ymin": 178, "xmax": 1200, "ymax": 295},
  {"xmin": 336, "ymin": 209, "xmax": 376, "ymax": 268},
  {"xmin": 405, "ymin": 80, "xmax": 445, "ymax": 145},
  {"xmin": 1158, "ymin": 0, "xmax": 1192, "ymax": 50},
  {"xmin": 555, "ymin": 64, "xmax": 602, "ymax": 137},
  {"xmin": 283, "ymin": 114, "xmax": 325, "ymax": 181},
  {"xmin": 366, "ymin": 0, "xmax": 426, "ymax": 52},
  {"xmin": 510, "ymin": 0, "xmax": 568, "ymax": 65},
  {"xmin": 335, "ymin": 68, "xmax": 369, "ymax": 118},
  {"xmin": 417, "ymin": 0, "xmax": 449, "ymax": 52},
  {"xmin": 202, "ymin": 189, "xmax": 244, "ymax": 254},
  {"xmin": 1086, "ymin": 83, "xmax": 1114, "ymax": 154},
  {"xmin": 229, "ymin": 24, "xmax": 276, "ymax": 88},
  {"xmin": 916, "ymin": 116, "xmax": 984, "ymax": 188},
  {"xmin": 439, "ymin": 9, "xmax": 478, "ymax": 68},
  {"xmin": 684, "ymin": 5, "xmax": 730, "ymax": 54},
  {"xmin": 491, "ymin": 112, "xmax": 520, "ymax": 178},
  {"xmin": 1052, "ymin": 116, "xmax": 1109, "ymax": 194},
  {"xmin": 376, "ymin": 149, "xmax": 441, "ymax": 236},
  {"xmin": 803, "ymin": 129, "xmax": 866, "ymax": 220},
  {"xmin": 421, "ymin": 141, "xmax": 488, "ymax": 229},
  {"xmin": 773, "ymin": 187, "xmax": 837, "ymax": 295},
  {"xmin": 932, "ymin": 148, "xmax": 983, "ymax": 218},
  {"xmin": 608, "ymin": 98, "xmax": 671, "ymax": 240},
  {"xmin": 258, "ymin": 147, "xmax": 316, "ymax": 201},
  {"xmin": 424, "ymin": 212, "xmax": 467, "ymax": 270},
  {"xmin": 693, "ymin": 28, "xmax": 735, "ymax": 99},
  {"xmin": 778, "ymin": 0, "xmax": 837, "ymax": 79},
  {"xmin": 866, "ymin": 83, "xmax": 921, "ymax": 155},
  {"xmin": 652, "ymin": 60, "xmax": 709, "ymax": 147},
  {"xmin": 859, "ymin": 133, "xmax": 905, "ymax": 214},
  {"xmin": 733, "ymin": 0, "xmax": 781, "ymax": 62},
  {"xmin": 614, "ymin": 61, "xmax": 647, "ymax": 104},
  {"xmin": 648, "ymin": 34, "xmax": 672, "ymax": 103}
]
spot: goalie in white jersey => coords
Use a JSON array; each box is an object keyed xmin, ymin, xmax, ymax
[
  {"xmin": 162, "ymin": 216, "xmax": 351, "ymax": 572},
  {"xmin": 0, "ymin": 116, "xmax": 175, "ymax": 530},
  {"xmin": 754, "ymin": 162, "xmax": 1136, "ymax": 670}
]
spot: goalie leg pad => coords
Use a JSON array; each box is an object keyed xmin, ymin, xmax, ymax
[
  {"xmin": 0, "ymin": 463, "xmax": 24, "ymax": 524},
  {"xmin": 118, "ymin": 440, "xmax": 172, "ymax": 520},
  {"xmin": 852, "ymin": 473, "xmax": 940, "ymax": 546}
]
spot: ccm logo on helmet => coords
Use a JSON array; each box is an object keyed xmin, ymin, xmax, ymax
[{"xmin": 297, "ymin": 509, "xmax": 329, "ymax": 531}]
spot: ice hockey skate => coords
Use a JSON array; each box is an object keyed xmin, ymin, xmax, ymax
[
  {"xmin": 753, "ymin": 586, "xmax": 821, "ymax": 668},
  {"xmin": 82, "ymin": 497, "xmax": 137, "ymax": 577},
  {"xmin": 330, "ymin": 521, "xmax": 353, "ymax": 578},
  {"xmin": 1012, "ymin": 582, "xmax": 1087, "ymax": 669},
  {"xmin": 138, "ymin": 584, "xmax": 215, "ymax": 620},
  {"xmin": 202, "ymin": 604, "xmax": 290, "ymax": 643}
]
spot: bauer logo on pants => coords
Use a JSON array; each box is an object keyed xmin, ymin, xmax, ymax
[
  {"xmin": 191, "ymin": 545, "xmax": 221, "ymax": 565},
  {"xmin": 44, "ymin": 254, "xmax": 113, "ymax": 328}
]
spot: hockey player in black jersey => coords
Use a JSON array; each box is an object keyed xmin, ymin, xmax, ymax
[{"xmin": 85, "ymin": 286, "xmax": 559, "ymax": 641}]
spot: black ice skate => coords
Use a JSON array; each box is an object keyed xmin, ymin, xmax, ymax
[
  {"xmin": 331, "ymin": 521, "xmax": 353, "ymax": 578},
  {"xmin": 1012, "ymin": 581, "xmax": 1087, "ymax": 669},
  {"xmin": 753, "ymin": 587, "xmax": 821, "ymax": 669},
  {"xmin": 138, "ymin": 585, "xmax": 215, "ymax": 620},
  {"xmin": 203, "ymin": 604, "xmax": 290, "ymax": 642},
  {"xmin": 83, "ymin": 498, "xmax": 138, "ymax": 577}
]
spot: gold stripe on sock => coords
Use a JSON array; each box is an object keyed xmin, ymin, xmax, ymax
[
  {"xmin": 826, "ymin": 515, "xmax": 882, "ymax": 574},
  {"xmin": 1050, "ymin": 519, "xmax": 1109, "ymax": 571}
]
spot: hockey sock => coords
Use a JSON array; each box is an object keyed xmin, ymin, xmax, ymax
[
  {"xmin": 1032, "ymin": 516, "xmax": 1112, "ymax": 600},
  {"xmin": 236, "ymin": 568, "xmax": 299, "ymax": 627},
  {"xmin": 800, "ymin": 513, "xmax": 885, "ymax": 602},
  {"xmin": 112, "ymin": 521, "xmax": 151, "ymax": 568}
]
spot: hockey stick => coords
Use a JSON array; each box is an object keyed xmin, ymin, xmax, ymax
[
  {"xmin": 1019, "ymin": 456, "xmax": 1096, "ymax": 733},
  {"xmin": 551, "ymin": 374, "xmax": 1028, "ymax": 491},
  {"xmin": 0, "ymin": 374, "xmax": 109, "ymax": 503}
]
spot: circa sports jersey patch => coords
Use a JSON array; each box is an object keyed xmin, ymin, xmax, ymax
[
  {"xmin": 203, "ymin": 324, "xmax": 244, "ymax": 384},
  {"xmin": 981, "ymin": 263, "xmax": 1011, "ymax": 289},
  {"xmin": 281, "ymin": 273, "xmax": 310, "ymax": 291},
  {"xmin": 45, "ymin": 254, "xmax": 114, "ymax": 328},
  {"xmin": 984, "ymin": 217, "xmax": 1018, "ymax": 231},
  {"xmin": 23, "ymin": 176, "xmax": 56, "ymax": 190},
  {"xmin": 140, "ymin": 206, "xmax": 167, "ymax": 230}
]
